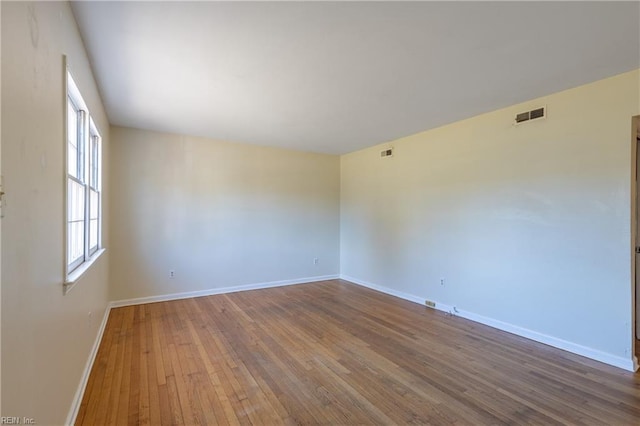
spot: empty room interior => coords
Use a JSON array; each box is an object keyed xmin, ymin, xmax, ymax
[{"xmin": 2, "ymin": 1, "xmax": 640, "ymax": 425}]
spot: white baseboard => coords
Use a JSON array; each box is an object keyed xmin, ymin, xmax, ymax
[
  {"xmin": 454, "ymin": 306, "xmax": 636, "ymax": 372},
  {"xmin": 65, "ymin": 303, "xmax": 112, "ymax": 426},
  {"xmin": 110, "ymin": 274, "xmax": 340, "ymax": 308},
  {"xmin": 340, "ymin": 275, "xmax": 638, "ymax": 372},
  {"xmin": 342, "ymin": 275, "xmax": 426, "ymax": 306}
]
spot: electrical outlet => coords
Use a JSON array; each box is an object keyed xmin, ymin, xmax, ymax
[
  {"xmin": 169, "ymin": 269, "xmax": 176, "ymax": 279},
  {"xmin": 313, "ymin": 258, "xmax": 319, "ymax": 265},
  {"xmin": 425, "ymin": 300, "xmax": 436, "ymax": 308},
  {"xmin": 440, "ymin": 278, "xmax": 445, "ymax": 286}
]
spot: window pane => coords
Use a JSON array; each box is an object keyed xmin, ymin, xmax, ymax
[
  {"xmin": 89, "ymin": 219, "xmax": 98, "ymax": 251},
  {"xmin": 90, "ymin": 136, "xmax": 99, "ymax": 189},
  {"xmin": 68, "ymin": 178, "xmax": 85, "ymax": 266},
  {"xmin": 68, "ymin": 145, "xmax": 78, "ymax": 178},
  {"xmin": 89, "ymin": 189, "xmax": 100, "ymax": 251},
  {"xmin": 67, "ymin": 100, "xmax": 78, "ymax": 177},
  {"xmin": 68, "ymin": 178, "xmax": 85, "ymax": 221},
  {"xmin": 77, "ymin": 111, "xmax": 85, "ymax": 183},
  {"xmin": 68, "ymin": 221, "xmax": 84, "ymax": 265},
  {"xmin": 90, "ymin": 189, "xmax": 99, "ymax": 219}
]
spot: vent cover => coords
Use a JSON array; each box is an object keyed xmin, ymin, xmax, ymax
[
  {"xmin": 380, "ymin": 148, "xmax": 393, "ymax": 158},
  {"xmin": 515, "ymin": 106, "xmax": 545, "ymax": 124}
]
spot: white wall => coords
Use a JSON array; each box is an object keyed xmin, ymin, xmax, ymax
[
  {"xmin": 110, "ymin": 127, "xmax": 340, "ymax": 301},
  {"xmin": 341, "ymin": 70, "xmax": 640, "ymax": 366},
  {"xmin": 1, "ymin": 2, "xmax": 110, "ymax": 424}
]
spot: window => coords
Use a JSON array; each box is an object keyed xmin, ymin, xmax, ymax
[{"xmin": 66, "ymin": 71, "xmax": 102, "ymax": 279}]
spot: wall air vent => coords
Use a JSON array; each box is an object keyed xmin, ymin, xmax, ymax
[
  {"xmin": 381, "ymin": 148, "xmax": 393, "ymax": 158},
  {"xmin": 515, "ymin": 106, "xmax": 546, "ymax": 124}
]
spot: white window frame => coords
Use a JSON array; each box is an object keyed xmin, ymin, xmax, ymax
[
  {"xmin": 88, "ymin": 119, "xmax": 102, "ymax": 256},
  {"xmin": 64, "ymin": 70, "xmax": 104, "ymax": 292}
]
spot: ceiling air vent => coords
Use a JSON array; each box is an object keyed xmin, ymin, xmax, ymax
[
  {"xmin": 515, "ymin": 106, "xmax": 546, "ymax": 124},
  {"xmin": 381, "ymin": 148, "xmax": 393, "ymax": 158}
]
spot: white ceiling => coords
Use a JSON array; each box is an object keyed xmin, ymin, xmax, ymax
[{"xmin": 71, "ymin": 1, "xmax": 640, "ymax": 155}]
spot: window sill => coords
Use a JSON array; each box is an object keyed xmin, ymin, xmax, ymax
[{"xmin": 64, "ymin": 248, "xmax": 106, "ymax": 295}]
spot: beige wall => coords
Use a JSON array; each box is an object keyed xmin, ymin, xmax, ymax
[
  {"xmin": 1, "ymin": 2, "xmax": 110, "ymax": 424},
  {"xmin": 341, "ymin": 70, "xmax": 640, "ymax": 364},
  {"xmin": 110, "ymin": 127, "xmax": 340, "ymax": 301}
]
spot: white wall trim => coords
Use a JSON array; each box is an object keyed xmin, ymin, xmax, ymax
[
  {"xmin": 341, "ymin": 275, "xmax": 426, "ymax": 306},
  {"xmin": 65, "ymin": 303, "xmax": 112, "ymax": 426},
  {"xmin": 341, "ymin": 275, "xmax": 638, "ymax": 372},
  {"xmin": 110, "ymin": 275, "xmax": 340, "ymax": 308}
]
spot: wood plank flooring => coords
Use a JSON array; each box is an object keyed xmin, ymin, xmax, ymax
[{"xmin": 76, "ymin": 280, "xmax": 640, "ymax": 425}]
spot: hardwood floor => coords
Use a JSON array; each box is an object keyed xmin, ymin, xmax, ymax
[{"xmin": 76, "ymin": 280, "xmax": 640, "ymax": 425}]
